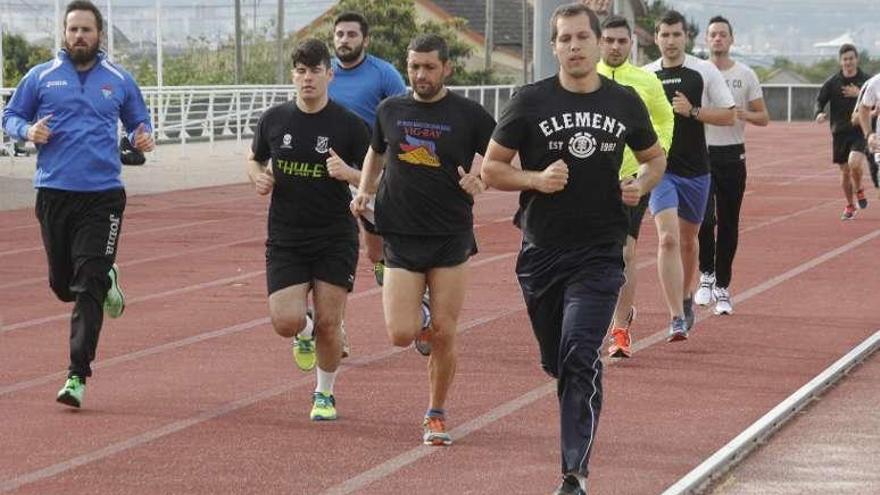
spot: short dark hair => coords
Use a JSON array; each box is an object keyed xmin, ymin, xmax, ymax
[
  {"xmin": 550, "ymin": 3, "xmax": 601, "ymax": 41},
  {"xmin": 839, "ymin": 43, "xmax": 858, "ymax": 57},
  {"xmin": 291, "ymin": 38, "xmax": 332, "ymax": 68},
  {"xmin": 407, "ymin": 34, "xmax": 449, "ymax": 63},
  {"xmin": 334, "ymin": 12, "xmax": 368, "ymax": 38},
  {"xmin": 656, "ymin": 10, "xmax": 687, "ymax": 34},
  {"xmin": 64, "ymin": 0, "xmax": 103, "ymax": 32},
  {"xmin": 601, "ymin": 15, "xmax": 631, "ymax": 36},
  {"xmin": 708, "ymin": 15, "xmax": 733, "ymax": 36}
]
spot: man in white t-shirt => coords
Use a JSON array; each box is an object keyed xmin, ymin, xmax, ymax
[
  {"xmin": 695, "ymin": 15, "xmax": 769, "ymax": 316},
  {"xmin": 858, "ymin": 74, "xmax": 880, "ymax": 154}
]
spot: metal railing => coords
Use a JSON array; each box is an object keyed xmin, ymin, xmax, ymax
[{"xmin": 1, "ymin": 83, "xmax": 824, "ymax": 153}]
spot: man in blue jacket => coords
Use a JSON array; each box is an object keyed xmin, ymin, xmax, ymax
[{"xmin": 2, "ymin": 0, "xmax": 154, "ymax": 408}]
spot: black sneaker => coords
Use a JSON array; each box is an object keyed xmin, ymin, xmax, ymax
[
  {"xmin": 667, "ymin": 316, "xmax": 689, "ymax": 343},
  {"xmin": 683, "ymin": 296, "xmax": 695, "ymax": 331},
  {"xmin": 553, "ymin": 474, "xmax": 586, "ymax": 495}
]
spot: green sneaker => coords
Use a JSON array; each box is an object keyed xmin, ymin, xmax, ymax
[
  {"xmin": 310, "ymin": 391, "xmax": 337, "ymax": 421},
  {"xmin": 103, "ymin": 264, "xmax": 125, "ymax": 318},
  {"xmin": 373, "ymin": 260, "xmax": 385, "ymax": 286},
  {"xmin": 56, "ymin": 376, "xmax": 85, "ymax": 408}
]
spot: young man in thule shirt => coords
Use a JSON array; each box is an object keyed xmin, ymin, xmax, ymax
[
  {"xmin": 2, "ymin": 0, "xmax": 154, "ymax": 409},
  {"xmin": 247, "ymin": 38, "xmax": 370, "ymax": 421},
  {"xmin": 815, "ymin": 43, "xmax": 872, "ymax": 220},
  {"xmin": 481, "ymin": 4, "xmax": 666, "ymax": 494},
  {"xmin": 351, "ymin": 34, "xmax": 495, "ymax": 448},
  {"xmin": 644, "ymin": 10, "xmax": 735, "ymax": 342},
  {"xmin": 694, "ymin": 15, "xmax": 769, "ymax": 317}
]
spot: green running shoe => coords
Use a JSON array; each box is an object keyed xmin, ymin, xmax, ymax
[
  {"xmin": 103, "ymin": 264, "xmax": 125, "ymax": 318},
  {"xmin": 310, "ymin": 392, "xmax": 337, "ymax": 421},
  {"xmin": 292, "ymin": 334, "xmax": 316, "ymax": 372},
  {"xmin": 292, "ymin": 311, "xmax": 316, "ymax": 371},
  {"xmin": 373, "ymin": 260, "xmax": 385, "ymax": 286},
  {"xmin": 56, "ymin": 376, "xmax": 85, "ymax": 408}
]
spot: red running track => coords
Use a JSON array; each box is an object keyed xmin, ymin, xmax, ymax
[{"xmin": 1, "ymin": 123, "xmax": 878, "ymax": 494}]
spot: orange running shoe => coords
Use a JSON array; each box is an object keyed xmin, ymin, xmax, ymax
[
  {"xmin": 608, "ymin": 328, "xmax": 632, "ymax": 358},
  {"xmin": 422, "ymin": 416, "xmax": 452, "ymax": 446},
  {"xmin": 607, "ymin": 306, "xmax": 635, "ymax": 358}
]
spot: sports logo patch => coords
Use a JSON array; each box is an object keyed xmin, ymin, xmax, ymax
[
  {"xmin": 101, "ymin": 84, "xmax": 113, "ymax": 99},
  {"xmin": 568, "ymin": 131, "xmax": 597, "ymax": 159},
  {"xmin": 281, "ymin": 134, "xmax": 293, "ymax": 149},
  {"xmin": 315, "ymin": 136, "xmax": 329, "ymax": 154}
]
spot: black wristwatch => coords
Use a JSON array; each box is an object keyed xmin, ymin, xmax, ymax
[{"xmin": 689, "ymin": 106, "xmax": 701, "ymax": 119}]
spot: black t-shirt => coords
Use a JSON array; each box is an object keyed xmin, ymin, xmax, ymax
[
  {"xmin": 371, "ymin": 91, "xmax": 496, "ymax": 235},
  {"xmin": 251, "ymin": 100, "xmax": 370, "ymax": 245},
  {"xmin": 816, "ymin": 69, "xmax": 871, "ymax": 135},
  {"xmin": 492, "ymin": 75, "xmax": 657, "ymax": 249},
  {"xmin": 644, "ymin": 55, "xmax": 735, "ymax": 177}
]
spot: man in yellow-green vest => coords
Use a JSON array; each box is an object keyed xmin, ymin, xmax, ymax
[{"xmin": 597, "ymin": 14, "xmax": 674, "ymax": 359}]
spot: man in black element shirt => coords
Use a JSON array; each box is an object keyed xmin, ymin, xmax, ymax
[
  {"xmin": 351, "ymin": 34, "xmax": 496, "ymax": 448},
  {"xmin": 815, "ymin": 43, "xmax": 871, "ymax": 219},
  {"xmin": 481, "ymin": 5, "xmax": 666, "ymax": 494},
  {"xmin": 247, "ymin": 39, "xmax": 370, "ymax": 421}
]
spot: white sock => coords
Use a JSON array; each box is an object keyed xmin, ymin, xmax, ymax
[
  {"xmin": 299, "ymin": 313, "xmax": 314, "ymax": 339},
  {"xmin": 315, "ymin": 367, "xmax": 337, "ymax": 396},
  {"xmin": 574, "ymin": 474, "xmax": 587, "ymax": 491}
]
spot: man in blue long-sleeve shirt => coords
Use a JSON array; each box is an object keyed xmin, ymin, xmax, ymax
[{"xmin": 2, "ymin": 0, "xmax": 154, "ymax": 408}]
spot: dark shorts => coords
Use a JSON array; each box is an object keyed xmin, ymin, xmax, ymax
[
  {"xmin": 626, "ymin": 193, "xmax": 651, "ymax": 240},
  {"xmin": 359, "ymin": 215, "xmax": 379, "ymax": 235},
  {"xmin": 266, "ymin": 233, "xmax": 358, "ymax": 294},
  {"xmin": 832, "ymin": 131, "xmax": 866, "ymax": 164},
  {"xmin": 383, "ymin": 231, "xmax": 477, "ymax": 273}
]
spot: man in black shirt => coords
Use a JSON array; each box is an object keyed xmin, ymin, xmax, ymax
[
  {"xmin": 481, "ymin": 4, "xmax": 666, "ymax": 494},
  {"xmin": 351, "ymin": 34, "xmax": 495, "ymax": 448},
  {"xmin": 247, "ymin": 39, "xmax": 370, "ymax": 421},
  {"xmin": 644, "ymin": 10, "xmax": 735, "ymax": 341},
  {"xmin": 815, "ymin": 43, "xmax": 871, "ymax": 220}
]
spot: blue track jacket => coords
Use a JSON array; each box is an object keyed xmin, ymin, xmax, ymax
[{"xmin": 3, "ymin": 50, "xmax": 152, "ymax": 191}]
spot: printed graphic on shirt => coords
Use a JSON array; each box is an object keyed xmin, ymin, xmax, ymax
[{"xmin": 399, "ymin": 134, "xmax": 441, "ymax": 167}]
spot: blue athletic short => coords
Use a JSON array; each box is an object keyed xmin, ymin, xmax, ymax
[{"xmin": 648, "ymin": 172, "xmax": 711, "ymax": 224}]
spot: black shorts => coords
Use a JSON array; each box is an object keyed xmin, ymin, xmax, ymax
[
  {"xmin": 832, "ymin": 131, "xmax": 866, "ymax": 164},
  {"xmin": 265, "ymin": 233, "xmax": 359, "ymax": 294},
  {"xmin": 383, "ymin": 231, "xmax": 477, "ymax": 273},
  {"xmin": 626, "ymin": 193, "xmax": 650, "ymax": 240},
  {"xmin": 359, "ymin": 215, "xmax": 379, "ymax": 235}
]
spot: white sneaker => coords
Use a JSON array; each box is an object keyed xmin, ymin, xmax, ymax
[
  {"xmin": 694, "ymin": 272, "xmax": 715, "ymax": 306},
  {"xmin": 713, "ymin": 287, "xmax": 733, "ymax": 315}
]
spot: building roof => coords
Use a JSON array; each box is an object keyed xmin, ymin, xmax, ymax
[{"xmin": 423, "ymin": 0, "xmax": 532, "ymax": 49}]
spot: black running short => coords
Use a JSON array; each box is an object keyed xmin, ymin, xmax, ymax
[
  {"xmin": 626, "ymin": 192, "xmax": 650, "ymax": 240},
  {"xmin": 832, "ymin": 131, "xmax": 866, "ymax": 165},
  {"xmin": 382, "ymin": 231, "xmax": 477, "ymax": 273},
  {"xmin": 266, "ymin": 233, "xmax": 358, "ymax": 294}
]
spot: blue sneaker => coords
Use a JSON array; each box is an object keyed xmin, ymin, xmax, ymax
[{"xmin": 667, "ymin": 316, "xmax": 688, "ymax": 342}]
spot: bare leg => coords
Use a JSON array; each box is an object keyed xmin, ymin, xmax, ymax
[
  {"xmin": 424, "ymin": 263, "xmax": 467, "ymax": 411},
  {"xmin": 611, "ymin": 236, "xmax": 637, "ymax": 328},
  {"xmin": 268, "ymin": 283, "xmax": 311, "ymax": 338},
  {"xmin": 654, "ymin": 209, "xmax": 684, "ymax": 318}
]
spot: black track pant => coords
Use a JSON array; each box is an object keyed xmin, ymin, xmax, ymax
[
  {"xmin": 516, "ymin": 241, "xmax": 624, "ymax": 477},
  {"xmin": 699, "ymin": 145, "xmax": 747, "ymax": 289},
  {"xmin": 36, "ymin": 188, "xmax": 126, "ymax": 380}
]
